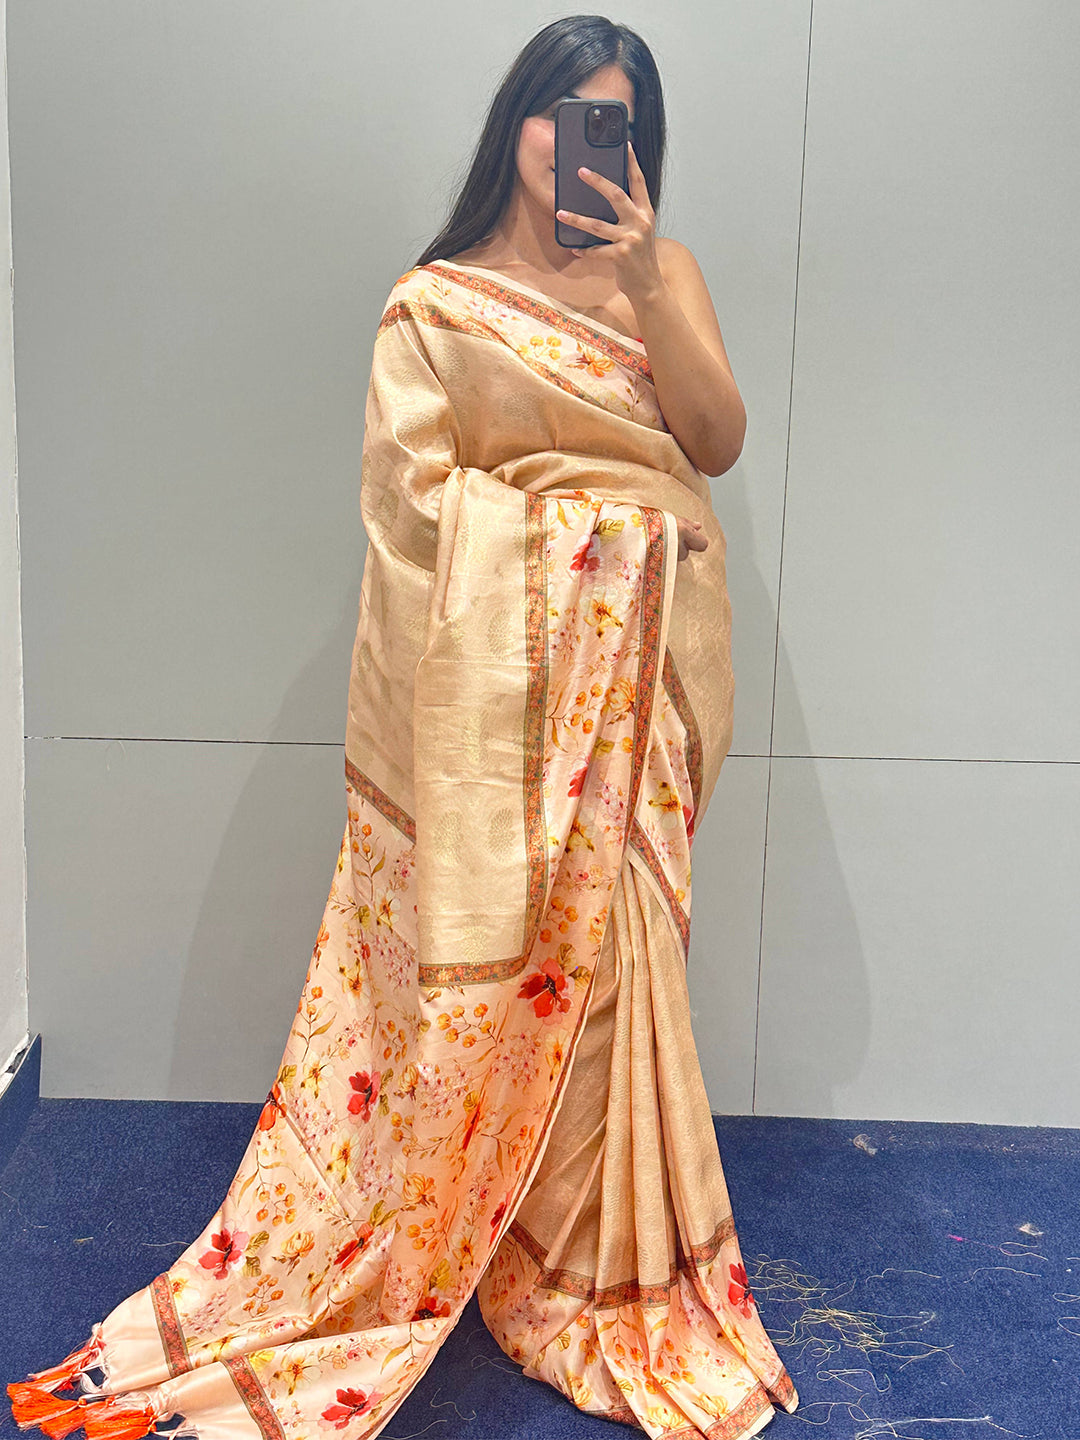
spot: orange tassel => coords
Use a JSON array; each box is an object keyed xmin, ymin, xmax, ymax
[
  {"xmin": 39, "ymin": 1401, "xmax": 94, "ymax": 1440},
  {"xmin": 80, "ymin": 1397, "xmax": 158, "ymax": 1440},
  {"xmin": 6, "ymin": 1382, "xmax": 84, "ymax": 1431},
  {"xmin": 6, "ymin": 1385, "xmax": 158, "ymax": 1440},
  {"xmin": 20, "ymin": 1333, "xmax": 104, "ymax": 1393}
]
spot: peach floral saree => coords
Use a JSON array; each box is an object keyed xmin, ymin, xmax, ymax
[{"xmin": 8, "ymin": 260, "xmax": 798, "ymax": 1440}]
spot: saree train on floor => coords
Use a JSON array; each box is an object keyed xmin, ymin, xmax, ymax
[{"xmin": 8, "ymin": 259, "xmax": 799, "ymax": 1440}]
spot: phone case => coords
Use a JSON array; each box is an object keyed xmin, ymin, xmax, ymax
[{"xmin": 554, "ymin": 98, "xmax": 629, "ymax": 249}]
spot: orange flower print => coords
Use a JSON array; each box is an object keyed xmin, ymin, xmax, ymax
[
  {"xmin": 347, "ymin": 1069, "xmax": 380, "ymax": 1121},
  {"xmin": 728, "ymin": 1261, "xmax": 757, "ymax": 1318},
  {"xmin": 197, "ymin": 1228, "xmax": 249, "ymax": 1280},
  {"xmin": 570, "ymin": 533, "xmax": 601, "ymax": 575},
  {"xmin": 411, "ymin": 1292, "xmax": 452, "ymax": 1322},
  {"xmin": 570, "ymin": 345, "xmax": 615, "ymax": 378},
  {"xmin": 568, "ymin": 759, "xmax": 589, "ymax": 797},
  {"xmin": 333, "ymin": 1222, "xmax": 374, "ymax": 1268},
  {"xmin": 320, "ymin": 1387, "xmax": 384, "ymax": 1429},
  {"xmin": 257, "ymin": 1081, "xmax": 285, "ymax": 1132},
  {"xmin": 518, "ymin": 956, "xmax": 572, "ymax": 1020}
]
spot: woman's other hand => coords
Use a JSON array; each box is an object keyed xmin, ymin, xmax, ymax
[{"xmin": 676, "ymin": 517, "xmax": 708, "ymax": 562}]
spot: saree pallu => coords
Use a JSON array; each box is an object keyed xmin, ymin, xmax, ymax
[{"xmin": 8, "ymin": 259, "xmax": 798, "ymax": 1440}]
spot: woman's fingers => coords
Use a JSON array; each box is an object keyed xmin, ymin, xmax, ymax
[{"xmin": 675, "ymin": 517, "xmax": 709, "ymax": 560}]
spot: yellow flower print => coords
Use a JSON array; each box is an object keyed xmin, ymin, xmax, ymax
[
  {"xmin": 339, "ymin": 958, "xmax": 365, "ymax": 999},
  {"xmin": 519, "ymin": 333, "xmax": 563, "ymax": 364},
  {"xmin": 647, "ymin": 780, "xmax": 684, "ymax": 831},
  {"xmin": 546, "ymin": 1034, "xmax": 565, "ymax": 1083},
  {"xmin": 375, "ymin": 894, "xmax": 398, "ymax": 930},
  {"xmin": 453, "ymin": 1230, "xmax": 477, "ymax": 1274},
  {"xmin": 401, "ymin": 1172, "xmax": 437, "ymax": 1208},
  {"xmin": 566, "ymin": 816, "xmax": 597, "ymax": 853},
  {"xmin": 281, "ymin": 1353, "xmax": 318, "ymax": 1395},
  {"xmin": 647, "ymin": 1403, "xmax": 688, "ymax": 1431},
  {"xmin": 327, "ymin": 1135, "xmax": 355, "ymax": 1184},
  {"xmin": 601, "ymin": 676, "xmax": 636, "ymax": 722},
  {"xmin": 276, "ymin": 1229, "xmax": 315, "ymax": 1272},
  {"xmin": 587, "ymin": 906, "xmax": 608, "ymax": 944},
  {"xmin": 585, "ymin": 594, "xmax": 624, "ymax": 640},
  {"xmin": 699, "ymin": 1393, "xmax": 731, "ymax": 1420},
  {"xmin": 300, "ymin": 1057, "xmax": 329, "ymax": 1098},
  {"xmin": 566, "ymin": 1374, "xmax": 593, "ymax": 1408},
  {"xmin": 720, "ymin": 1319, "xmax": 750, "ymax": 1362}
]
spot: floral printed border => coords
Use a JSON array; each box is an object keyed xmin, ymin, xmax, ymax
[
  {"xmin": 150, "ymin": 1272, "xmax": 191, "ymax": 1377},
  {"xmin": 343, "ymin": 756, "xmax": 415, "ymax": 844},
  {"xmin": 422, "ymin": 261, "xmax": 654, "ymax": 383},
  {"xmin": 224, "ymin": 1353, "xmax": 287, "ymax": 1440}
]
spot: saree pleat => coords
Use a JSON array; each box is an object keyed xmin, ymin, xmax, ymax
[
  {"xmin": 478, "ymin": 860, "xmax": 797, "ymax": 1438},
  {"xmin": 6, "ymin": 259, "xmax": 797, "ymax": 1440}
]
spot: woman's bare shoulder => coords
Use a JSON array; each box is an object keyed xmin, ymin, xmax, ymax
[{"xmin": 653, "ymin": 238, "xmax": 734, "ymax": 377}]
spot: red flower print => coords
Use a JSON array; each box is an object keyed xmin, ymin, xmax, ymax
[
  {"xmin": 411, "ymin": 1293, "xmax": 452, "ymax": 1322},
  {"xmin": 347, "ymin": 1070, "xmax": 380, "ymax": 1122},
  {"xmin": 197, "ymin": 1227, "xmax": 249, "ymax": 1280},
  {"xmin": 517, "ymin": 957, "xmax": 572, "ymax": 1020},
  {"xmin": 257, "ymin": 1081, "xmax": 284, "ymax": 1132},
  {"xmin": 683, "ymin": 803, "xmax": 695, "ymax": 839},
  {"xmin": 568, "ymin": 760, "xmax": 589, "ymax": 798},
  {"xmin": 490, "ymin": 1200, "xmax": 506, "ymax": 1235},
  {"xmin": 728, "ymin": 1261, "xmax": 757, "ymax": 1318},
  {"xmin": 321, "ymin": 1388, "xmax": 383, "ymax": 1428},
  {"xmin": 333, "ymin": 1222, "xmax": 374, "ymax": 1268},
  {"xmin": 569, "ymin": 533, "xmax": 601, "ymax": 574}
]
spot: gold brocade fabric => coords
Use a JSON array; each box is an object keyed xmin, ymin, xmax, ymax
[{"xmin": 7, "ymin": 260, "xmax": 798, "ymax": 1440}]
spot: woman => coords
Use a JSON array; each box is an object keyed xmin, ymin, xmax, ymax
[{"xmin": 7, "ymin": 16, "xmax": 799, "ymax": 1440}]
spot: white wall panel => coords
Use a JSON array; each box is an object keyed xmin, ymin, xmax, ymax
[
  {"xmin": 26, "ymin": 737, "xmax": 344, "ymax": 1100},
  {"xmin": 685, "ymin": 757, "xmax": 771, "ymax": 1117},
  {"xmin": 774, "ymin": 2, "xmax": 1080, "ymax": 761},
  {"xmin": 756, "ymin": 755, "xmax": 1080, "ymax": 1126}
]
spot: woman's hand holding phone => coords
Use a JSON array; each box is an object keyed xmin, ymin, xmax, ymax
[{"xmin": 555, "ymin": 139, "xmax": 664, "ymax": 310}]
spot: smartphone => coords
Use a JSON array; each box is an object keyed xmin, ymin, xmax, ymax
[{"xmin": 554, "ymin": 98, "xmax": 630, "ymax": 249}]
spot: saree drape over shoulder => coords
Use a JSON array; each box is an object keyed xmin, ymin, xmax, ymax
[{"xmin": 8, "ymin": 260, "xmax": 798, "ymax": 1440}]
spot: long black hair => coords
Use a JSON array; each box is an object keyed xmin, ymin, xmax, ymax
[{"xmin": 412, "ymin": 15, "xmax": 667, "ymax": 269}]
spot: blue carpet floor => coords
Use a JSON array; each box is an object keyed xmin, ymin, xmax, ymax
[{"xmin": 1, "ymin": 1100, "xmax": 1076, "ymax": 1439}]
